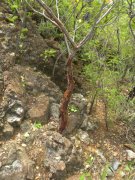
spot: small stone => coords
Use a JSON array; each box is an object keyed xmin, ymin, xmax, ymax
[
  {"xmin": 7, "ymin": 114, "xmax": 23, "ymax": 126},
  {"xmin": 21, "ymin": 143, "xmax": 27, "ymax": 147},
  {"xmin": 24, "ymin": 132, "xmax": 30, "ymax": 138},
  {"xmin": 36, "ymin": 166, "xmax": 39, "ymax": 170},
  {"xmin": 112, "ymin": 160, "xmax": 121, "ymax": 171},
  {"xmin": 85, "ymin": 164, "xmax": 91, "ymax": 170},
  {"xmin": 0, "ymin": 30, "xmax": 4, "ymax": 36},
  {"xmin": 10, "ymin": 52, "xmax": 15, "ymax": 57},
  {"xmin": 126, "ymin": 149, "xmax": 135, "ymax": 160},
  {"xmin": 14, "ymin": 107, "xmax": 24, "ymax": 116}
]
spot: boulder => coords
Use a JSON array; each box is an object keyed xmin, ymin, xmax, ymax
[
  {"xmin": 50, "ymin": 103, "xmax": 60, "ymax": 121},
  {"xmin": 0, "ymin": 142, "xmax": 35, "ymax": 180},
  {"xmin": 27, "ymin": 130, "xmax": 82, "ymax": 179},
  {"xmin": 28, "ymin": 94, "xmax": 50, "ymax": 123},
  {"xmin": 65, "ymin": 93, "xmax": 88, "ymax": 134}
]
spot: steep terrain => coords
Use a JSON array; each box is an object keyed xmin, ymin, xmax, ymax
[{"xmin": 0, "ymin": 1, "xmax": 135, "ymax": 180}]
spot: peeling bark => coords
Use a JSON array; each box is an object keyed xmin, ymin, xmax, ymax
[{"xmin": 59, "ymin": 53, "xmax": 75, "ymax": 133}]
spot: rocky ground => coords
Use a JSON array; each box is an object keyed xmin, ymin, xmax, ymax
[{"xmin": 0, "ymin": 1, "xmax": 135, "ymax": 180}]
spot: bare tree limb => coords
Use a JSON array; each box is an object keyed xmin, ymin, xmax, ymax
[
  {"xmin": 64, "ymin": 35, "xmax": 70, "ymax": 55},
  {"xmin": 35, "ymin": 0, "xmax": 77, "ymax": 49},
  {"xmin": 77, "ymin": 1, "xmax": 115, "ymax": 48},
  {"xmin": 25, "ymin": 0, "xmax": 59, "ymax": 28},
  {"xmin": 77, "ymin": 1, "xmax": 106, "ymax": 48},
  {"xmin": 56, "ymin": 0, "xmax": 59, "ymax": 20}
]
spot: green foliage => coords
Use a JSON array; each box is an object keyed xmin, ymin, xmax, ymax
[
  {"xmin": 79, "ymin": 172, "xmax": 92, "ymax": 180},
  {"xmin": 68, "ymin": 104, "xmax": 79, "ymax": 113},
  {"xmin": 20, "ymin": 27, "xmax": 28, "ymax": 39},
  {"xmin": 7, "ymin": 15, "xmax": 18, "ymax": 23},
  {"xmin": 40, "ymin": 48, "xmax": 56, "ymax": 62},
  {"xmin": 104, "ymin": 87, "xmax": 125, "ymax": 110},
  {"xmin": 33, "ymin": 121, "xmax": 42, "ymax": 129},
  {"xmin": 124, "ymin": 161, "xmax": 135, "ymax": 172},
  {"xmin": 7, "ymin": 0, "xmax": 21, "ymax": 12},
  {"xmin": 100, "ymin": 164, "xmax": 110, "ymax": 180},
  {"xmin": 38, "ymin": 20, "xmax": 57, "ymax": 38}
]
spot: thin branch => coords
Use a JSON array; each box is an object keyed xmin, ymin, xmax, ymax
[
  {"xmin": 77, "ymin": 1, "xmax": 115, "ymax": 48},
  {"xmin": 129, "ymin": 18, "xmax": 135, "ymax": 42},
  {"xmin": 52, "ymin": 49, "xmax": 67, "ymax": 77},
  {"xmin": 64, "ymin": 0, "xmax": 80, "ymax": 25},
  {"xmin": 77, "ymin": 1, "xmax": 106, "ymax": 48},
  {"xmin": 127, "ymin": 0, "xmax": 135, "ymax": 42},
  {"xmin": 96, "ymin": 4, "xmax": 114, "ymax": 24},
  {"xmin": 56, "ymin": 0, "xmax": 59, "ymax": 20},
  {"xmin": 25, "ymin": 0, "xmax": 59, "ymax": 28},
  {"xmin": 73, "ymin": 2, "xmax": 86, "ymax": 42},
  {"xmin": 35, "ymin": 0, "xmax": 77, "ymax": 49},
  {"xmin": 96, "ymin": 15, "xmax": 118, "ymax": 28},
  {"xmin": 64, "ymin": 35, "xmax": 70, "ymax": 55}
]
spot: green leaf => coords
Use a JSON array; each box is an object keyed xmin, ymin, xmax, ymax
[
  {"xmin": 79, "ymin": 173, "xmax": 92, "ymax": 180},
  {"xmin": 7, "ymin": 15, "xmax": 18, "ymax": 23},
  {"xmin": 100, "ymin": 164, "xmax": 110, "ymax": 180}
]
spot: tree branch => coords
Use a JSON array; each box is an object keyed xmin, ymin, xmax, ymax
[
  {"xmin": 56, "ymin": 0, "xmax": 59, "ymax": 20},
  {"xmin": 77, "ymin": 1, "xmax": 115, "ymax": 48},
  {"xmin": 35, "ymin": 0, "xmax": 77, "ymax": 49},
  {"xmin": 25, "ymin": 0, "xmax": 59, "ymax": 28}
]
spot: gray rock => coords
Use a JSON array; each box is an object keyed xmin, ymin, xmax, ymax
[
  {"xmin": 70, "ymin": 93, "xmax": 87, "ymax": 113},
  {"xmin": 0, "ymin": 142, "xmax": 35, "ymax": 180},
  {"xmin": 20, "ymin": 121, "xmax": 32, "ymax": 133},
  {"xmin": 50, "ymin": 103, "xmax": 60, "ymax": 121},
  {"xmin": 77, "ymin": 129, "xmax": 90, "ymax": 145},
  {"xmin": 112, "ymin": 160, "xmax": 121, "ymax": 171},
  {"xmin": 126, "ymin": 149, "xmax": 135, "ymax": 160},
  {"xmin": 5, "ymin": 99, "xmax": 25, "ymax": 126},
  {"xmin": 44, "ymin": 131, "xmax": 82, "ymax": 179},
  {"xmin": 27, "ymin": 130, "xmax": 82, "ymax": 179},
  {"xmin": 65, "ymin": 93, "xmax": 88, "ymax": 134},
  {"xmin": 6, "ymin": 115, "xmax": 23, "ymax": 126},
  {"xmin": 81, "ymin": 115, "xmax": 98, "ymax": 131},
  {"xmin": 107, "ymin": 160, "xmax": 121, "ymax": 177},
  {"xmin": 65, "ymin": 114, "xmax": 81, "ymax": 134}
]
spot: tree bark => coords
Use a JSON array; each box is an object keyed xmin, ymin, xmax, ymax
[{"xmin": 59, "ymin": 53, "xmax": 75, "ymax": 133}]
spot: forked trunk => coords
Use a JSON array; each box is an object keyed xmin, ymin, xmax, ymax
[{"xmin": 59, "ymin": 53, "xmax": 75, "ymax": 133}]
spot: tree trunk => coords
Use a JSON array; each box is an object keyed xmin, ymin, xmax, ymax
[
  {"xmin": 89, "ymin": 90, "xmax": 98, "ymax": 115},
  {"xmin": 59, "ymin": 53, "xmax": 75, "ymax": 133}
]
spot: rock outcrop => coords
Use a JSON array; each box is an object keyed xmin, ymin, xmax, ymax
[{"xmin": 0, "ymin": 142, "xmax": 35, "ymax": 180}]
